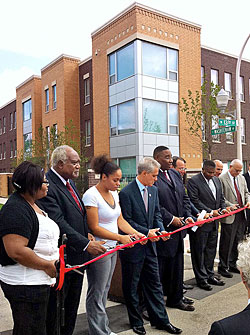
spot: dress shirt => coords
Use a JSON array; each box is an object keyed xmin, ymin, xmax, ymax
[
  {"xmin": 201, "ymin": 172, "xmax": 216, "ymax": 199},
  {"xmin": 228, "ymin": 171, "xmax": 240, "ymax": 192},
  {"xmin": 136, "ymin": 177, "xmax": 147, "ymax": 200}
]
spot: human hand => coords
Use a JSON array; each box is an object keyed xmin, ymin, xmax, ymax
[
  {"xmin": 246, "ymin": 202, "xmax": 250, "ymax": 209},
  {"xmin": 87, "ymin": 241, "xmax": 106, "ymax": 255},
  {"xmin": 131, "ymin": 232, "xmax": 147, "ymax": 245},
  {"xmin": 213, "ymin": 209, "xmax": 220, "ymax": 217},
  {"xmin": 185, "ymin": 217, "xmax": 194, "ymax": 224},
  {"xmin": 44, "ymin": 259, "xmax": 57, "ymax": 278},
  {"xmin": 148, "ymin": 228, "xmax": 160, "ymax": 242},
  {"xmin": 88, "ymin": 233, "xmax": 95, "ymax": 241},
  {"xmin": 171, "ymin": 217, "xmax": 185, "ymax": 227},
  {"xmin": 118, "ymin": 235, "xmax": 134, "ymax": 247},
  {"xmin": 160, "ymin": 230, "xmax": 170, "ymax": 241}
]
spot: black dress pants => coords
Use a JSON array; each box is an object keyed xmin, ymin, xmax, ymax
[
  {"xmin": 46, "ymin": 271, "xmax": 84, "ymax": 335},
  {"xmin": 0, "ymin": 281, "xmax": 50, "ymax": 335},
  {"xmin": 120, "ymin": 252, "xmax": 169, "ymax": 328},
  {"xmin": 219, "ymin": 212, "xmax": 246, "ymax": 270}
]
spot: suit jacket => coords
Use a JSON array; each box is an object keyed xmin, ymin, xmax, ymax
[
  {"xmin": 219, "ymin": 172, "xmax": 250, "ymax": 224},
  {"xmin": 119, "ymin": 179, "xmax": 164, "ymax": 263},
  {"xmin": 209, "ymin": 304, "xmax": 250, "ymax": 335},
  {"xmin": 187, "ymin": 173, "xmax": 226, "ymax": 232},
  {"xmin": 243, "ymin": 172, "xmax": 250, "ymax": 192},
  {"xmin": 37, "ymin": 169, "xmax": 89, "ymax": 265},
  {"xmin": 154, "ymin": 169, "xmax": 192, "ymax": 257}
]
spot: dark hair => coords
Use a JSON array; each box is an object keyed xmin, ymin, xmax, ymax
[
  {"xmin": 12, "ymin": 161, "xmax": 44, "ymax": 196},
  {"xmin": 153, "ymin": 146, "xmax": 169, "ymax": 159},
  {"xmin": 203, "ymin": 160, "xmax": 216, "ymax": 170},
  {"xmin": 91, "ymin": 155, "xmax": 120, "ymax": 177},
  {"xmin": 172, "ymin": 156, "xmax": 186, "ymax": 168}
]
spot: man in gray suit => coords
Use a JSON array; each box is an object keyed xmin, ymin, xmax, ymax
[{"xmin": 218, "ymin": 159, "xmax": 250, "ymax": 278}]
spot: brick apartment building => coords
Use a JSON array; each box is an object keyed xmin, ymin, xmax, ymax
[
  {"xmin": 202, "ymin": 46, "xmax": 250, "ymax": 171},
  {"xmin": 0, "ymin": 99, "xmax": 17, "ymax": 172}
]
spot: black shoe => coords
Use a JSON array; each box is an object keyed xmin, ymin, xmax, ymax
[
  {"xmin": 156, "ymin": 323, "xmax": 182, "ymax": 334},
  {"xmin": 197, "ymin": 281, "xmax": 213, "ymax": 291},
  {"xmin": 183, "ymin": 296, "xmax": 194, "ymax": 305},
  {"xmin": 167, "ymin": 300, "xmax": 195, "ymax": 311},
  {"xmin": 142, "ymin": 310, "xmax": 150, "ymax": 321},
  {"xmin": 229, "ymin": 266, "xmax": 240, "ymax": 274},
  {"xmin": 132, "ymin": 326, "xmax": 146, "ymax": 335},
  {"xmin": 183, "ymin": 283, "xmax": 194, "ymax": 290},
  {"xmin": 208, "ymin": 277, "xmax": 225, "ymax": 286},
  {"xmin": 218, "ymin": 268, "xmax": 233, "ymax": 278}
]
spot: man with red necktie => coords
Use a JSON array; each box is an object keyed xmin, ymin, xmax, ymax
[{"xmin": 218, "ymin": 159, "xmax": 250, "ymax": 279}]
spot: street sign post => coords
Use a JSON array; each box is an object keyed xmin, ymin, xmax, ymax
[
  {"xmin": 211, "ymin": 126, "xmax": 236, "ymax": 135},
  {"xmin": 218, "ymin": 119, "xmax": 236, "ymax": 126}
]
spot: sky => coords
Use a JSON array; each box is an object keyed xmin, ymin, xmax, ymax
[{"xmin": 1, "ymin": 0, "xmax": 250, "ymax": 107}]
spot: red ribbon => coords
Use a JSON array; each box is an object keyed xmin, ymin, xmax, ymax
[{"xmin": 56, "ymin": 206, "xmax": 247, "ymax": 290}]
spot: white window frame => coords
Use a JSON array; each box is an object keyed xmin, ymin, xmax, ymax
[
  {"xmin": 45, "ymin": 89, "xmax": 49, "ymax": 112},
  {"xmin": 224, "ymin": 72, "xmax": 232, "ymax": 98},
  {"xmin": 84, "ymin": 78, "xmax": 90, "ymax": 105},
  {"xmin": 52, "ymin": 85, "xmax": 57, "ymax": 109},
  {"xmin": 85, "ymin": 120, "xmax": 91, "ymax": 146}
]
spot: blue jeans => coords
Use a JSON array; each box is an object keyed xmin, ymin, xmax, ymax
[{"xmin": 0, "ymin": 280, "xmax": 50, "ymax": 335}]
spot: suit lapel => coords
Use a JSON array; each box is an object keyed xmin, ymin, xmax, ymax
[
  {"xmin": 131, "ymin": 180, "xmax": 149, "ymax": 222},
  {"xmin": 48, "ymin": 170, "xmax": 83, "ymax": 214},
  {"xmin": 159, "ymin": 170, "xmax": 174, "ymax": 188},
  {"xmin": 198, "ymin": 173, "xmax": 215, "ymax": 202},
  {"xmin": 225, "ymin": 173, "xmax": 237, "ymax": 198}
]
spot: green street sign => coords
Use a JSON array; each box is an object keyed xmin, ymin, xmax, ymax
[
  {"xmin": 218, "ymin": 119, "xmax": 236, "ymax": 127},
  {"xmin": 211, "ymin": 126, "xmax": 236, "ymax": 135}
]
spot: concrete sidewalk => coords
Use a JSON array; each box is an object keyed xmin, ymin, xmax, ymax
[{"xmin": 0, "ymin": 251, "xmax": 246, "ymax": 335}]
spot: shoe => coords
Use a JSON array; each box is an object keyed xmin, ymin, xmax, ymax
[
  {"xmin": 229, "ymin": 266, "xmax": 240, "ymax": 274},
  {"xmin": 208, "ymin": 277, "xmax": 225, "ymax": 286},
  {"xmin": 156, "ymin": 323, "xmax": 182, "ymax": 334},
  {"xmin": 142, "ymin": 310, "xmax": 150, "ymax": 321},
  {"xmin": 183, "ymin": 296, "xmax": 194, "ymax": 305},
  {"xmin": 218, "ymin": 268, "xmax": 233, "ymax": 278},
  {"xmin": 183, "ymin": 283, "xmax": 194, "ymax": 290},
  {"xmin": 197, "ymin": 281, "xmax": 213, "ymax": 291},
  {"xmin": 167, "ymin": 300, "xmax": 195, "ymax": 311},
  {"xmin": 132, "ymin": 326, "xmax": 146, "ymax": 335}
]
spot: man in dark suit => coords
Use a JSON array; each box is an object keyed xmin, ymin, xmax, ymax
[
  {"xmin": 187, "ymin": 160, "xmax": 227, "ymax": 290},
  {"xmin": 153, "ymin": 146, "xmax": 194, "ymax": 311},
  {"xmin": 119, "ymin": 157, "xmax": 182, "ymax": 335},
  {"xmin": 209, "ymin": 236, "xmax": 250, "ymax": 335},
  {"xmin": 243, "ymin": 162, "xmax": 250, "ymax": 232},
  {"xmin": 38, "ymin": 145, "xmax": 106, "ymax": 335}
]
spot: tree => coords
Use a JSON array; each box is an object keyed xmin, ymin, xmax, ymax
[
  {"xmin": 12, "ymin": 120, "xmax": 88, "ymax": 195},
  {"xmin": 179, "ymin": 79, "xmax": 229, "ymax": 160}
]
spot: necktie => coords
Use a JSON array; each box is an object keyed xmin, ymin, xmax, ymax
[
  {"xmin": 164, "ymin": 171, "xmax": 172, "ymax": 184},
  {"xmin": 233, "ymin": 177, "xmax": 243, "ymax": 207},
  {"xmin": 143, "ymin": 187, "xmax": 148, "ymax": 213},
  {"xmin": 66, "ymin": 181, "xmax": 83, "ymax": 212}
]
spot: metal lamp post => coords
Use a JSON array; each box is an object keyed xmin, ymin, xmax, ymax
[
  {"xmin": 216, "ymin": 88, "xmax": 229, "ymax": 114},
  {"xmin": 235, "ymin": 34, "xmax": 250, "ymax": 162}
]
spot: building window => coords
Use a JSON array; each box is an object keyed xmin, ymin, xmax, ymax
[
  {"xmin": 142, "ymin": 42, "xmax": 178, "ymax": 80},
  {"xmin": 0, "ymin": 119, "xmax": 2, "ymax": 135},
  {"xmin": 10, "ymin": 113, "xmax": 13, "ymax": 130},
  {"xmin": 201, "ymin": 66, "xmax": 205, "ymax": 85},
  {"xmin": 14, "ymin": 139, "xmax": 17, "ymax": 157},
  {"xmin": 3, "ymin": 143, "xmax": 6, "ymax": 159},
  {"xmin": 23, "ymin": 133, "xmax": 32, "ymax": 155},
  {"xmin": 211, "ymin": 69, "xmax": 219, "ymax": 86},
  {"xmin": 0, "ymin": 144, "xmax": 2, "ymax": 160},
  {"xmin": 110, "ymin": 100, "xmax": 135, "ymax": 136},
  {"xmin": 212, "ymin": 115, "xmax": 220, "ymax": 142},
  {"xmin": 23, "ymin": 99, "xmax": 32, "ymax": 121},
  {"xmin": 241, "ymin": 118, "xmax": 246, "ymax": 143},
  {"xmin": 85, "ymin": 120, "xmax": 91, "ymax": 146},
  {"xmin": 45, "ymin": 89, "xmax": 49, "ymax": 112},
  {"xmin": 143, "ymin": 99, "xmax": 178, "ymax": 134},
  {"xmin": 226, "ymin": 117, "xmax": 234, "ymax": 143},
  {"xmin": 240, "ymin": 76, "xmax": 244, "ymax": 101},
  {"xmin": 84, "ymin": 78, "xmax": 90, "ymax": 104},
  {"xmin": 14, "ymin": 111, "xmax": 16, "ymax": 129},
  {"xmin": 119, "ymin": 157, "xmax": 136, "ymax": 178},
  {"xmin": 224, "ymin": 72, "xmax": 232, "ymax": 98},
  {"xmin": 52, "ymin": 85, "xmax": 57, "ymax": 109},
  {"xmin": 10, "ymin": 140, "xmax": 13, "ymax": 158},
  {"xmin": 3, "ymin": 117, "xmax": 5, "ymax": 134},
  {"xmin": 109, "ymin": 42, "xmax": 134, "ymax": 84}
]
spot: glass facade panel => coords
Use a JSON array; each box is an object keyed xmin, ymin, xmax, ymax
[
  {"xmin": 142, "ymin": 42, "xmax": 167, "ymax": 78},
  {"xmin": 224, "ymin": 72, "xmax": 232, "ymax": 98},
  {"xmin": 143, "ymin": 100, "xmax": 167, "ymax": 133},
  {"xmin": 201, "ymin": 66, "xmax": 205, "ymax": 85},
  {"xmin": 23, "ymin": 99, "xmax": 32, "ymax": 121},
  {"xmin": 24, "ymin": 133, "xmax": 32, "ymax": 154},
  {"xmin": 119, "ymin": 157, "xmax": 136, "ymax": 176},
  {"xmin": 169, "ymin": 103, "xmax": 179, "ymax": 134},
  {"xmin": 52, "ymin": 85, "xmax": 57, "ymax": 109},
  {"xmin": 110, "ymin": 106, "xmax": 117, "ymax": 136},
  {"xmin": 211, "ymin": 69, "xmax": 219, "ymax": 85},
  {"xmin": 117, "ymin": 43, "xmax": 134, "ymax": 81},
  {"xmin": 117, "ymin": 100, "xmax": 135, "ymax": 134},
  {"xmin": 45, "ymin": 89, "xmax": 49, "ymax": 112}
]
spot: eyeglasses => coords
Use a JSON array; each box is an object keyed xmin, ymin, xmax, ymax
[{"xmin": 42, "ymin": 180, "xmax": 49, "ymax": 185}]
